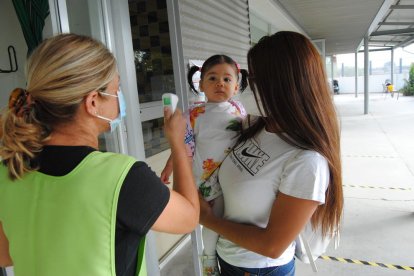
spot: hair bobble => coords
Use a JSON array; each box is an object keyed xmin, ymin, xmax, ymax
[
  {"xmin": 8, "ymin": 88, "xmax": 33, "ymax": 117},
  {"xmin": 235, "ymin": 63, "xmax": 241, "ymax": 73}
]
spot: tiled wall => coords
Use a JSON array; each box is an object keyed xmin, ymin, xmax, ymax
[
  {"xmin": 129, "ymin": 0, "xmax": 175, "ymax": 104},
  {"xmin": 129, "ymin": 0, "xmax": 174, "ymax": 157}
]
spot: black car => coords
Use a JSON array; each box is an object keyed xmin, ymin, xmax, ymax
[{"xmin": 333, "ymin": 79, "xmax": 339, "ymax": 94}]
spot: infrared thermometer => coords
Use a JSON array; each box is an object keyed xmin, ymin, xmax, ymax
[{"xmin": 162, "ymin": 93, "xmax": 179, "ymax": 114}]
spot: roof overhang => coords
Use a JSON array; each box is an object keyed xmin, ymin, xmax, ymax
[{"xmin": 250, "ymin": 0, "xmax": 414, "ymax": 55}]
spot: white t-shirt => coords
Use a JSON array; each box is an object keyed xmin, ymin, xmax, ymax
[
  {"xmin": 216, "ymin": 128, "xmax": 329, "ymax": 268},
  {"xmin": 185, "ymin": 101, "xmax": 245, "ymax": 201}
]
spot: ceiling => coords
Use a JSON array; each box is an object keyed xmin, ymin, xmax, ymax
[
  {"xmin": 369, "ymin": 1, "xmax": 414, "ymax": 49},
  {"xmin": 274, "ymin": 0, "xmax": 414, "ymax": 56}
]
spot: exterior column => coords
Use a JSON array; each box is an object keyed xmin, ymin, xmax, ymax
[
  {"xmin": 355, "ymin": 51, "xmax": 358, "ymax": 97},
  {"xmin": 391, "ymin": 48, "xmax": 394, "ymax": 85},
  {"xmin": 364, "ymin": 35, "xmax": 369, "ymax": 114}
]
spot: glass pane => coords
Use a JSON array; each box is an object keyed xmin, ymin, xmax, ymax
[
  {"xmin": 66, "ymin": 0, "xmax": 106, "ymax": 43},
  {"xmin": 65, "ymin": 0, "xmax": 118, "ymax": 153},
  {"xmin": 250, "ymin": 13, "xmax": 269, "ymax": 45},
  {"xmin": 142, "ymin": 118, "xmax": 169, "ymax": 157},
  {"xmin": 129, "ymin": 0, "xmax": 175, "ymax": 103}
]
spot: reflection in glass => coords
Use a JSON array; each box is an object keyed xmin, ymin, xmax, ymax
[
  {"xmin": 142, "ymin": 118, "xmax": 168, "ymax": 157},
  {"xmin": 129, "ymin": 0, "xmax": 175, "ymax": 157}
]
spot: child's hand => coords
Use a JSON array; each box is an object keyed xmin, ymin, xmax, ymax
[{"xmin": 160, "ymin": 163, "xmax": 173, "ymax": 184}]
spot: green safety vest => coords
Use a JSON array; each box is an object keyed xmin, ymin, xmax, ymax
[{"xmin": 0, "ymin": 151, "xmax": 147, "ymax": 276}]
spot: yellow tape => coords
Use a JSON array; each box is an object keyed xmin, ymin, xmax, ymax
[
  {"xmin": 385, "ymin": 264, "xmax": 396, "ymax": 269},
  {"xmin": 319, "ymin": 256, "xmax": 414, "ymax": 271},
  {"xmin": 351, "ymin": 259, "xmax": 363, "ymax": 265},
  {"xmin": 343, "ymin": 184, "xmax": 411, "ymax": 190}
]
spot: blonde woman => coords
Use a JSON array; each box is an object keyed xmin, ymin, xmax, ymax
[{"xmin": 0, "ymin": 34, "xmax": 199, "ymax": 276}]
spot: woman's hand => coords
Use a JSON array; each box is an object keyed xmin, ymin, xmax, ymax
[{"xmin": 163, "ymin": 107, "xmax": 186, "ymax": 146}]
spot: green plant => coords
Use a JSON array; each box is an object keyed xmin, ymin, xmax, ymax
[{"xmin": 400, "ymin": 63, "xmax": 414, "ymax": 96}]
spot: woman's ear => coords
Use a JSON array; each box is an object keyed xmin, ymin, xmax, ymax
[{"xmin": 84, "ymin": 91, "xmax": 100, "ymax": 117}]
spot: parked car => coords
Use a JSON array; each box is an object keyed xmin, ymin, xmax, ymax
[{"xmin": 333, "ymin": 79, "xmax": 339, "ymax": 94}]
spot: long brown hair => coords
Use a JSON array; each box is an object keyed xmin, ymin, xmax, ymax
[{"xmin": 244, "ymin": 31, "xmax": 343, "ymax": 236}]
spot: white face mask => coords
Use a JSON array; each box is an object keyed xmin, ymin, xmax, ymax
[
  {"xmin": 96, "ymin": 89, "xmax": 127, "ymax": 132},
  {"xmin": 238, "ymin": 90, "xmax": 267, "ymax": 117}
]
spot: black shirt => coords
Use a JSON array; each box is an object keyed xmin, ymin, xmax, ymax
[{"xmin": 33, "ymin": 146, "xmax": 170, "ymax": 276}]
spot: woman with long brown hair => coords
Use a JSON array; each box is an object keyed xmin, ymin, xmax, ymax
[{"xmin": 199, "ymin": 31, "xmax": 343, "ymax": 275}]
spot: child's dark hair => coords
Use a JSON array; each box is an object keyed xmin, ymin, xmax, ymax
[{"xmin": 187, "ymin": 55, "xmax": 248, "ymax": 95}]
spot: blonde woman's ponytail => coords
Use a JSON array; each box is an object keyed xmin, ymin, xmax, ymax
[{"xmin": 1, "ymin": 88, "xmax": 45, "ymax": 180}]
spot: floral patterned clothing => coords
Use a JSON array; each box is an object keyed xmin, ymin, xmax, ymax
[{"xmin": 185, "ymin": 100, "xmax": 245, "ymax": 201}]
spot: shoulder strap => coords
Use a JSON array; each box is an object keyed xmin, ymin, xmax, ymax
[
  {"xmin": 281, "ymin": 149, "xmax": 319, "ymax": 272},
  {"xmin": 201, "ymin": 145, "xmax": 234, "ymax": 183},
  {"xmin": 283, "ymin": 149, "xmax": 340, "ymax": 272},
  {"xmin": 229, "ymin": 99, "xmax": 246, "ymax": 117},
  {"xmin": 297, "ymin": 233, "xmax": 318, "ymax": 272}
]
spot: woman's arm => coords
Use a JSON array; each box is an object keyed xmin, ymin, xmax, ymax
[
  {"xmin": 200, "ymin": 192, "xmax": 318, "ymax": 258},
  {"xmin": 151, "ymin": 108, "xmax": 199, "ymax": 234},
  {"xmin": 0, "ymin": 222, "xmax": 12, "ymax": 267}
]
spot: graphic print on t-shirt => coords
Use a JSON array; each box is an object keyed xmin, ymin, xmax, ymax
[{"xmin": 232, "ymin": 140, "xmax": 270, "ymax": 175}]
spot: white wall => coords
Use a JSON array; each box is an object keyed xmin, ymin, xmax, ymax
[
  {"xmin": 0, "ymin": 0, "xmax": 54, "ymax": 111},
  {"xmin": 0, "ymin": 0, "xmax": 27, "ymax": 110},
  {"xmin": 333, "ymin": 73, "xmax": 409, "ymax": 93}
]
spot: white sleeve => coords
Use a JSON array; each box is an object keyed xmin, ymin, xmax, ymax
[{"xmin": 279, "ymin": 151, "xmax": 330, "ymax": 204}]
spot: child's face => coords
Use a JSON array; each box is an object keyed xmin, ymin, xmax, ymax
[{"xmin": 199, "ymin": 63, "xmax": 239, "ymax": 103}]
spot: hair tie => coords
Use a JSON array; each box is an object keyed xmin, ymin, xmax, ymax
[
  {"xmin": 8, "ymin": 88, "xmax": 33, "ymax": 117},
  {"xmin": 235, "ymin": 63, "xmax": 241, "ymax": 73},
  {"xmin": 198, "ymin": 66, "xmax": 202, "ymax": 72}
]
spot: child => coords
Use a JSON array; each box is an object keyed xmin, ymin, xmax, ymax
[{"xmin": 161, "ymin": 55, "xmax": 248, "ymax": 276}]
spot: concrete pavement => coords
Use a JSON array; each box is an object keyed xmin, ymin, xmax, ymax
[{"xmin": 296, "ymin": 93, "xmax": 414, "ymax": 275}]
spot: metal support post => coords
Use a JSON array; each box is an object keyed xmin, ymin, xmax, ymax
[
  {"xmin": 191, "ymin": 225, "xmax": 203, "ymax": 276},
  {"xmin": 391, "ymin": 48, "xmax": 394, "ymax": 85},
  {"xmin": 364, "ymin": 35, "xmax": 369, "ymax": 114},
  {"xmin": 355, "ymin": 51, "xmax": 358, "ymax": 97}
]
